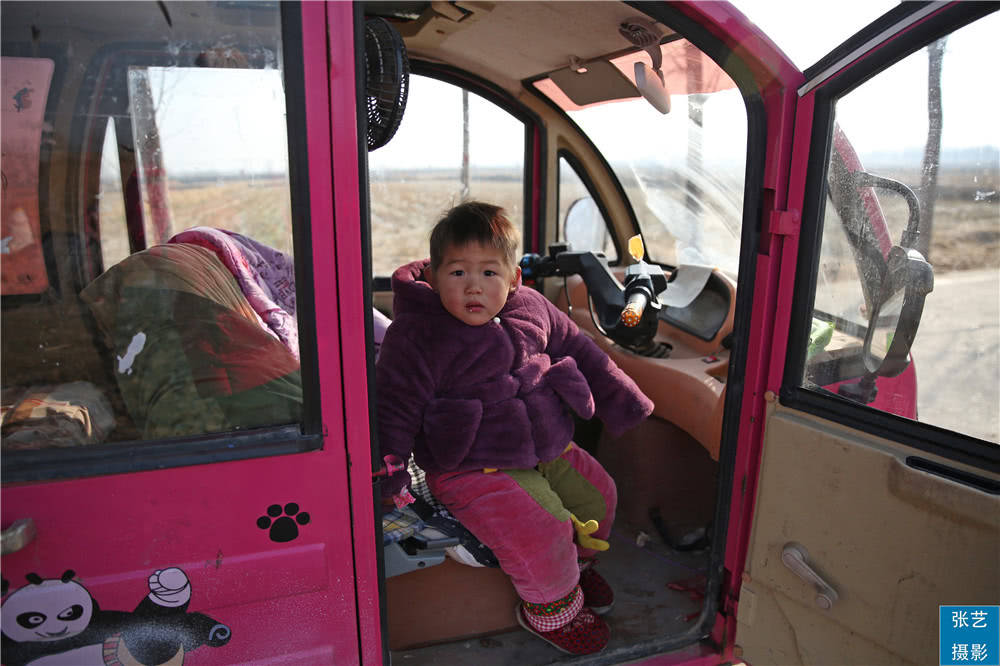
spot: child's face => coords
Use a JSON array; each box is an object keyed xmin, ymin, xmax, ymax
[{"xmin": 427, "ymin": 241, "xmax": 521, "ymax": 326}]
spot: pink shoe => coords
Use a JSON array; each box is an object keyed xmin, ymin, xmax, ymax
[{"xmin": 579, "ymin": 565, "xmax": 614, "ymax": 615}]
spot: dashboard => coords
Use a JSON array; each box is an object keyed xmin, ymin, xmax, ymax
[{"xmin": 553, "ymin": 267, "xmax": 736, "ymax": 460}]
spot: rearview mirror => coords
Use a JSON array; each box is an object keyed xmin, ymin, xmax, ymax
[{"xmin": 634, "ymin": 61, "xmax": 671, "ymax": 114}]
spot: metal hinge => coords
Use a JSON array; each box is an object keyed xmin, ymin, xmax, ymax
[{"xmin": 768, "ymin": 209, "xmax": 800, "ymax": 236}]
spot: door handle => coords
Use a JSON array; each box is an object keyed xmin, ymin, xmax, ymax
[
  {"xmin": 781, "ymin": 542, "xmax": 839, "ymax": 610},
  {"xmin": 2, "ymin": 518, "xmax": 37, "ymax": 555}
]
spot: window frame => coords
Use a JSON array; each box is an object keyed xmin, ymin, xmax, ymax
[
  {"xmin": 780, "ymin": 2, "xmax": 1000, "ymax": 474},
  {"xmin": 1, "ymin": 1, "xmax": 324, "ymax": 485}
]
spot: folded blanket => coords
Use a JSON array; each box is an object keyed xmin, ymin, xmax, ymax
[
  {"xmin": 81, "ymin": 243, "xmax": 301, "ymax": 439},
  {"xmin": 2, "ymin": 381, "xmax": 114, "ymax": 449},
  {"xmin": 382, "ymin": 506, "xmax": 425, "ymax": 544}
]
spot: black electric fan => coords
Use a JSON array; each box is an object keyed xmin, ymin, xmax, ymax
[{"xmin": 364, "ymin": 17, "xmax": 409, "ymax": 151}]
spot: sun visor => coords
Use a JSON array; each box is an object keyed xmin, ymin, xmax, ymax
[
  {"xmin": 547, "ymin": 59, "xmax": 639, "ymax": 107},
  {"xmin": 536, "ymin": 39, "xmax": 737, "ymax": 113}
]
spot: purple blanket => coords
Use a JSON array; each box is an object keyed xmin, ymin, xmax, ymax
[{"xmin": 169, "ymin": 227, "xmax": 298, "ymax": 360}]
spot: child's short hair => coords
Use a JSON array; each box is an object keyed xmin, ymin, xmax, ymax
[{"xmin": 429, "ymin": 201, "xmax": 520, "ymax": 270}]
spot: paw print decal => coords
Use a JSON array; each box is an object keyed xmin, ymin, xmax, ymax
[{"xmin": 257, "ymin": 503, "xmax": 310, "ymax": 543}]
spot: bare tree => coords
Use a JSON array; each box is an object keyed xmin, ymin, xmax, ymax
[
  {"xmin": 130, "ymin": 69, "xmax": 173, "ymax": 244},
  {"xmin": 917, "ymin": 36, "xmax": 947, "ymax": 260},
  {"xmin": 461, "ymin": 89, "xmax": 470, "ymax": 200}
]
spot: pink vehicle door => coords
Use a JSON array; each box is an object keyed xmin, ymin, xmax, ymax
[
  {"xmin": 1, "ymin": 2, "xmax": 376, "ymax": 664},
  {"xmin": 733, "ymin": 4, "xmax": 999, "ymax": 665}
]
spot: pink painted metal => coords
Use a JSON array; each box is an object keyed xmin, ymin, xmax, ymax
[
  {"xmin": 833, "ymin": 125, "xmax": 895, "ymax": 257},
  {"xmin": 824, "ymin": 364, "xmax": 920, "ymax": 419},
  {"xmin": 531, "ymin": 125, "xmax": 542, "ymax": 252},
  {"xmin": 322, "ymin": 3, "xmax": 386, "ymax": 663},
  {"xmin": 298, "ymin": 1, "xmax": 374, "ymax": 663},
  {"xmin": 0, "ymin": 4, "xmax": 366, "ymax": 665},
  {"xmin": 674, "ymin": 0, "xmax": 808, "ymax": 621},
  {"xmin": 0, "ymin": 455, "xmax": 360, "ymax": 663}
]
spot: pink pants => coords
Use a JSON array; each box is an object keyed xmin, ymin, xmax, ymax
[{"xmin": 426, "ymin": 443, "xmax": 616, "ymax": 604}]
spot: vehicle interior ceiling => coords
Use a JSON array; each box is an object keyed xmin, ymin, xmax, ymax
[{"xmin": 365, "ymin": 2, "xmax": 732, "ymax": 663}]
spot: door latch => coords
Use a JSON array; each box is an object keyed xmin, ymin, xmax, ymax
[{"xmin": 781, "ymin": 542, "xmax": 839, "ymax": 610}]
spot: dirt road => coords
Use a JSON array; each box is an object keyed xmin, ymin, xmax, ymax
[{"xmin": 910, "ymin": 268, "xmax": 999, "ymax": 442}]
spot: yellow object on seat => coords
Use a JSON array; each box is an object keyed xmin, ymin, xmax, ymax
[{"xmin": 571, "ymin": 513, "xmax": 609, "ymax": 551}]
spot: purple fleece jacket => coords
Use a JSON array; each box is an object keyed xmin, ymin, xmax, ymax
[{"xmin": 375, "ymin": 259, "xmax": 654, "ymax": 496}]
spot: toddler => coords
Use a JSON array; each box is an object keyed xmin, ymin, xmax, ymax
[{"xmin": 376, "ymin": 201, "xmax": 653, "ymax": 655}]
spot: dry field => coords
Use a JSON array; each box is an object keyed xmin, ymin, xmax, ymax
[
  {"xmin": 99, "ymin": 168, "xmax": 996, "ymax": 277},
  {"xmin": 369, "ymin": 175, "xmax": 524, "ymax": 276},
  {"xmin": 99, "ymin": 177, "xmax": 294, "ymax": 268},
  {"xmin": 864, "ymin": 166, "xmax": 999, "ymax": 271},
  {"xmin": 93, "ymin": 168, "xmax": 996, "ymax": 441}
]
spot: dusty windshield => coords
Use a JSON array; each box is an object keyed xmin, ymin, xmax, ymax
[{"xmin": 538, "ymin": 40, "xmax": 746, "ymax": 276}]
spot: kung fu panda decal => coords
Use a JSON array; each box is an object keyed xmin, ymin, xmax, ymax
[{"xmin": 1, "ymin": 567, "xmax": 230, "ymax": 666}]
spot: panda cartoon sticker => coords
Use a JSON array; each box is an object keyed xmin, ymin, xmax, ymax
[{"xmin": 1, "ymin": 567, "xmax": 230, "ymax": 666}]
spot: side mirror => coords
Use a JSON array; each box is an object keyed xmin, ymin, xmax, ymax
[
  {"xmin": 839, "ymin": 245, "xmax": 933, "ymax": 404},
  {"xmin": 564, "ymin": 197, "xmax": 609, "ymax": 254},
  {"xmin": 837, "ymin": 173, "xmax": 933, "ymax": 404},
  {"xmin": 862, "ymin": 245, "xmax": 934, "ymax": 377}
]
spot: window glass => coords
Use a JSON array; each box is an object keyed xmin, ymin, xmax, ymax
[
  {"xmin": 558, "ymin": 156, "xmax": 617, "ymax": 261},
  {"xmin": 1, "ymin": 1, "xmax": 303, "ymax": 457},
  {"xmin": 130, "ymin": 67, "xmax": 294, "ymax": 254},
  {"xmin": 803, "ymin": 13, "xmax": 999, "ymax": 443},
  {"xmin": 734, "ymin": 0, "xmax": 897, "ymax": 70},
  {"xmin": 99, "ymin": 118, "xmax": 130, "ymax": 268},
  {"xmin": 368, "ymin": 75, "xmax": 525, "ymax": 277},
  {"xmin": 559, "ymin": 42, "xmax": 746, "ymax": 276}
]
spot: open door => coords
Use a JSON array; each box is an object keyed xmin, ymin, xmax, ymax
[
  {"xmin": 1, "ymin": 3, "xmax": 373, "ymax": 663},
  {"xmin": 737, "ymin": 4, "xmax": 999, "ymax": 665}
]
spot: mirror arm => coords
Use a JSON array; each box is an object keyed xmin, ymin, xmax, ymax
[
  {"xmin": 838, "ymin": 373, "xmax": 879, "ymax": 404},
  {"xmin": 854, "ymin": 171, "xmax": 921, "ymax": 249}
]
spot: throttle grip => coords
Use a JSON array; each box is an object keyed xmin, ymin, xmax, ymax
[{"xmin": 621, "ymin": 291, "xmax": 648, "ymax": 327}]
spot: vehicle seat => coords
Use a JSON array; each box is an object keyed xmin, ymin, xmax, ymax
[{"xmin": 382, "ymin": 471, "xmax": 520, "ymax": 649}]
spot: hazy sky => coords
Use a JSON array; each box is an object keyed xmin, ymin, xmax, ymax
[
  {"xmin": 735, "ymin": 0, "xmax": 899, "ymax": 70},
  {"xmin": 133, "ymin": 2, "xmax": 998, "ymax": 176}
]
